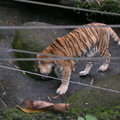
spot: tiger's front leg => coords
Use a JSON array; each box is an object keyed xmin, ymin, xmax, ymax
[{"xmin": 56, "ymin": 66, "xmax": 71, "ymax": 95}]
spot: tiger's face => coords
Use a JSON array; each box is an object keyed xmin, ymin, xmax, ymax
[
  {"xmin": 34, "ymin": 54, "xmax": 53, "ymax": 75},
  {"xmin": 35, "ymin": 60, "xmax": 53, "ymax": 75}
]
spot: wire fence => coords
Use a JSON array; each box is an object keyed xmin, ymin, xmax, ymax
[
  {"xmin": 0, "ymin": 47, "xmax": 120, "ymax": 94},
  {"xmin": 0, "ymin": 0, "xmax": 120, "ymax": 95},
  {"xmin": 0, "ymin": 24, "xmax": 120, "ymax": 30},
  {"xmin": 0, "ymin": 65, "xmax": 120, "ymax": 94},
  {"xmin": 1, "ymin": 56, "xmax": 120, "ymax": 62},
  {"xmin": 1, "ymin": 47, "xmax": 120, "ymax": 61}
]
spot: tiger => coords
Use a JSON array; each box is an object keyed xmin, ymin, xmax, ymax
[{"xmin": 35, "ymin": 22, "xmax": 120, "ymax": 95}]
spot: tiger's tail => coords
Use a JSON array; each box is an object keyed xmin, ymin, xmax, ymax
[{"xmin": 110, "ymin": 28, "xmax": 120, "ymax": 45}]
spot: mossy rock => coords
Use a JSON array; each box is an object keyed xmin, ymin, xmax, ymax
[
  {"xmin": 0, "ymin": 108, "xmax": 32, "ymax": 120},
  {"xmin": 65, "ymin": 74, "xmax": 120, "ymax": 120},
  {"xmin": 12, "ymin": 22, "xmax": 68, "ymax": 79},
  {"xmin": 0, "ymin": 33, "xmax": 2, "ymax": 41}
]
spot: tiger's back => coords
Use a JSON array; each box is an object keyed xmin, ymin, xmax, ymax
[{"xmin": 46, "ymin": 23, "xmax": 120, "ymax": 58}]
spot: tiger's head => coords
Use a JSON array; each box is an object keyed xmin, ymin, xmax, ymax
[{"xmin": 34, "ymin": 54, "xmax": 54, "ymax": 76}]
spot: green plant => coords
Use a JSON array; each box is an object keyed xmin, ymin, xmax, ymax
[
  {"xmin": 78, "ymin": 114, "xmax": 97, "ymax": 120},
  {"xmin": 75, "ymin": 0, "xmax": 120, "ymax": 13}
]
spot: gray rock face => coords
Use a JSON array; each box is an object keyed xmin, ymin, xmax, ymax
[{"xmin": 12, "ymin": 22, "xmax": 68, "ymax": 72}]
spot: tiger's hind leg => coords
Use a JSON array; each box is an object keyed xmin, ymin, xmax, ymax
[
  {"xmin": 79, "ymin": 62, "xmax": 93, "ymax": 76},
  {"xmin": 98, "ymin": 52, "xmax": 111, "ymax": 72}
]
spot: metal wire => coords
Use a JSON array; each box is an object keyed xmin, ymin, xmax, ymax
[
  {"xmin": 1, "ymin": 47, "xmax": 120, "ymax": 61},
  {"xmin": 0, "ymin": 47, "xmax": 64, "ymax": 57},
  {"xmin": 13, "ymin": 0, "xmax": 120, "ymax": 16},
  {"xmin": 0, "ymin": 24, "xmax": 120, "ymax": 30},
  {"xmin": 0, "ymin": 57, "xmax": 120, "ymax": 62},
  {"xmin": 0, "ymin": 65, "xmax": 120, "ymax": 94}
]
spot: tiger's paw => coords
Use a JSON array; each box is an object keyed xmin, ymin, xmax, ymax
[
  {"xmin": 56, "ymin": 85, "xmax": 68, "ymax": 95},
  {"xmin": 98, "ymin": 65, "xmax": 108, "ymax": 72},
  {"xmin": 79, "ymin": 71, "xmax": 88, "ymax": 76},
  {"xmin": 118, "ymin": 41, "xmax": 120, "ymax": 45}
]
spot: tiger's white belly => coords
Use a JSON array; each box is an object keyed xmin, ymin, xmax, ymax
[{"xmin": 86, "ymin": 47, "xmax": 99, "ymax": 57}]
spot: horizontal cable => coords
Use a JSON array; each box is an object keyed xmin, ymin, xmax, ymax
[
  {"xmin": 0, "ymin": 65, "xmax": 120, "ymax": 94},
  {"xmin": 1, "ymin": 48, "xmax": 120, "ymax": 61},
  {"xmin": 1, "ymin": 48, "xmax": 38, "ymax": 55},
  {"xmin": 0, "ymin": 57, "xmax": 120, "ymax": 62},
  {"xmin": 0, "ymin": 47, "xmax": 64, "ymax": 57},
  {"xmin": 0, "ymin": 24, "xmax": 120, "ymax": 30},
  {"xmin": 13, "ymin": 0, "xmax": 120, "ymax": 16}
]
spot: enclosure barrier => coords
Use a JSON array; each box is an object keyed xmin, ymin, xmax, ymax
[
  {"xmin": 0, "ymin": 65, "xmax": 120, "ymax": 94},
  {"xmin": 0, "ymin": 46, "xmax": 120, "ymax": 94},
  {"xmin": 0, "ymin": 0, "xmax": 120, "ymax": 94}
]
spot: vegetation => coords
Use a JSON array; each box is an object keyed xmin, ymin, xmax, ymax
[
  {"xmin": 75, "ymin": 0, "xmax": 120, "ymax": 23},
  {"xmin": 0, "ymin": 105, "xmax": 120, "ymax": 120},
  {"xmin": 75, "ymin": 0, "xmax": 120, "ymax": 13},
  {"xmin": 67, "ymin": 104, "xmax": 120, "ymax": 120},
  {"xmin": 0, "ymin": 108, "xmax": 63, "ymax": 120}
]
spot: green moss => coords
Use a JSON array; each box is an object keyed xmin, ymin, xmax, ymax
[
  {"xmin": 90, "ymin": 105, "xmax": 120, "ymax": 120},
  {"xmin": 0, "ymin": 102, "xmax": 120, "ymax": 120},
  {"xmin": 0, "ymin": 34, "xmax": 2, "ymax": 41},
  {"xmin": 65, "ymin": 73, "xmax": 120, "ymax": 120},
  {"xmin": 0, "ymin": 108, "xmax": 32, "ymax": 120},
  {"xmin": 12, "ymin": 30, "xmax": 57, "ymax": 80},
  {"xmin": 12, "ymin": 30, "xmax": 39, "ymax": 79},
  {"xmin": 0, "ymin": 108, "xmax": 65, "ymax": 120},
  {"xmin": 66, "ymin": 97, "xmax": 120, "ymax": 120},
  {"xmin": 12, "ymin": 22, "xmax": 67, "ymax": 79},
  {"xmin": 111, "ymin": 73, "xmax": 120, "ymax": 80},
  {"xmin": 65, "ymin": 93, "xmax": 120, "ymax": 119},
  {"xmin": 12, "ymin": 30, "xmax": 36, "ymax": 72}
]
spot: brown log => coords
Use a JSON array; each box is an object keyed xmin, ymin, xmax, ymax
[{"xmin": 22, "ymin": 98, "xmax": 70, "ymax": 112}]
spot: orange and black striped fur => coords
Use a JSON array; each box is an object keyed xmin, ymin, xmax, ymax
[{"xmin": 35, "ymin": 23, "xmax": 120, "ymax": 95}]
